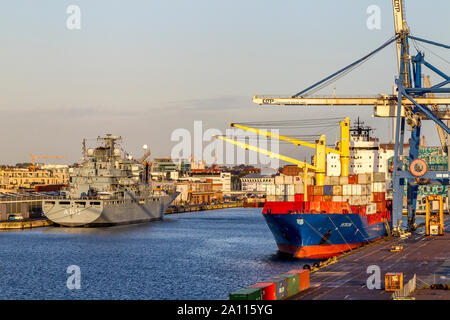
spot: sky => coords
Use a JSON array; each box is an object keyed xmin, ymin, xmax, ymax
[{"xmin": 0, "ymin": 0, "xmax": 449, "ymax": 166}]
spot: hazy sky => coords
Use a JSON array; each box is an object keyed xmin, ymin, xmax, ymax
[{"xmin": 0, "ymin": 0, "xmax": 449, "ymax": 166}]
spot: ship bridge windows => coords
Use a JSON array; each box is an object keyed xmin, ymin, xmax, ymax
[
  {"xmin": 90, "ymin": 201, "xmax": 101, "ymax": 206},
  {"xmin": 59, "ymin": 201, "xmax": 71, "ymax": 206}
]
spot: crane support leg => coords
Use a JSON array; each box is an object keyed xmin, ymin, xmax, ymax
[
  {"xmin": 407, "ymin": 126, "xmax": 420, "ymax": 231},
  {"xmin": 340, "ymin": 118, "xmax": 350, "ymax": 177}
]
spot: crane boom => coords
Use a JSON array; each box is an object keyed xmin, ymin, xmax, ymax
[
  {"xmin": 215, "ymin": 135, "xmax": 315, "ymax": 170},
  {"xmin": 215, "ymin": 135, "xmax": 315, "ymax": 198},
  {"xmin": 424, "ymin": 76, "xmax": 449, "ymax": 152},
  {"xmin": 230, "ymin": 123, "xmax": 331, "ymax": 153},
  {"xmin": 252, "ymin": 95, "xmax": 450, "ymax": 107},
  {"xmin": 229, "ymin": 117, "xmax": 350, "ymax": 177},
  {"xmin": 392, "ymin": 0, "xmax": 408, "ymax": 74}
]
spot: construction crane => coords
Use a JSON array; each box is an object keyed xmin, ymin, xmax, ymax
[
  {"xmin": 227, "ymin": 117, "xmax": 350, "ymax": 179},
  {"xmin": 28, "ymin": 154, "xmax": 66, "ymax": 171},
  {"xmin": 250, "ymin": 0, "xmax": 450, "ymax": 233}
]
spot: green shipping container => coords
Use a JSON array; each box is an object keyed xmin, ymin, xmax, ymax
[
  {"xmin": 229, "ymin": 287, "xmax": 262, "ymax": 300},
  {"xmin": 275, "ymin": 273, "xmax": 299, "ymax": 297}
]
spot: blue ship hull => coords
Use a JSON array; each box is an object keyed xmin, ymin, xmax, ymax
[{"xmin": 263, "ymin": 213, "xmax": 388, "ymax": 259}]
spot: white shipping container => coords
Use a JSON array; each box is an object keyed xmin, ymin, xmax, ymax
[
  {"xmin": 366, "ymin": 173, "xmax": 372, "ymax": 184},
  {"xmin": 342, "ymin": 195, "xmax": 351, "ymax": 203},
  {"xmin": 332, "ymin": 195, "xmax": 343, "ymax": 202},
  {"xmin": 286, "ymin": 184, "xmax": 295, "ymax": 195},
  {"xmin": 339, "ymin": 176, "xmax": 349, "ymax": 185},
  {"xmin": 287, "ymin": 195, "xmax": 295, "ymax": 202},
  {"xmin": 351, "ymin": 184, "xmax": 362, "ymax": 196},
  {"xmin": 372, "ymin": 172, "xmax": 386, "ymax": 182},
  {"xmin": 331, "ymin": 176, "xmax": 340, "ymax": 186},
  {"xmin": 361, "ymin": 185, "xmax": 367, "ymax": 196},
  {"xmin": 373, "ymin": 182, "xmax": 386, "ymax": 193},
  {"xmin": 275, "ymin": 185, "xmax": 285, "ymax": 195},
  {"xmin": 361, "ymin": 196, "xmax": 369, "ymax": 205},
  {"xmin": 293, "ymin": 176, "xmax": 303, "ymax": 184},
  {"xmin": 357, "ymin": 174, "xmax": 367, "ymax": 185},
  {"xmin": 275, "ymin": 175, "xmax": 284, "ymax": 185},
  {"xmin": 350, "ymin": 196, "xmax": 361, "ymax": 206},
  {"xmin": 284, "ymin": 176, "xmax": 294, "ymax": 185},
  {"xmin": 266, "ymin": 184, "xmax": 276, "ymax": 196},
  {"xmin": 324, "ymin": 176, "xmax": 332, "ymax": 185},
  {"xmin": 342, "ymin": 185, "xmax": 350, "ymax": 196},
  {"xmin": 294, "ymin": 184, "xmax": 304, "ymax": 194},
  {"xmin": 366, "ymin": 203, "xmax": 377, "ymax": 215},
  {"xmin": 266, "ymin": 195, "xmax": 277, "ymax": 202}
]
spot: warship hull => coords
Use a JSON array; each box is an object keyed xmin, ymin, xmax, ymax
[{"xmin": 43, "ymin": 192, "xmax": 178, "ymax": 227}]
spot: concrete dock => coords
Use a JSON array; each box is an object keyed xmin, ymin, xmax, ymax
[
  {"xmin": 290, "ymin": 216, "xmax": 450, "ymax": 300},
  {"xmin": 0, "ymin": 218, "xmax": 53, "ymax": 230}
]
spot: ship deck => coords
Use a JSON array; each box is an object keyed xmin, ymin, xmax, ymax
[{"xmin": 289, "ymin": 216, "xmax": 450, "ymax": 300}]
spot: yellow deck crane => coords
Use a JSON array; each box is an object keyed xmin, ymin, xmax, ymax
[
  {"xmin": 216, "ymin": 117, "xmax": 349, "ymax": 199},
  {"xmin": 227, "ymin": 117, "xmax": 350, "ymax": 184},
  {"xmin": 216, "ymin": 134, "xmax": 315, "ymax": 200}
]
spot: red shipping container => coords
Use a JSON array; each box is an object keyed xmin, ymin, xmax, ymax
[
  {"xmin": 286, "ymin": 269, "xmax": 310, "ymax": 292},
  {"xmin": 348, "ymin": 174, "xmax": 358, "ymax": 184},
  {"xmin": 307, "ymin": 186, "xmax": 314, "ymax": 196},
  {"xmin": 376, "ymin": 202, "xmax": 386, "ymax": 213},
  {"xmin": 313, "ymin": 195, "xmax": 324, "ymax": 202},
  {"xmin": 248, "ymin": 282, "xmax": 276, "ymax": 300},
  {"xmin": 294, "ymin": 194, "xmax": 304, "ymax": 202},
  {"xmin": 372, "ymin": 192, "xmax": 386, "ymax": 202}
]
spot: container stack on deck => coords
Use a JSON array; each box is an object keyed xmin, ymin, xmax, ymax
[{"xmin": 267, "ymin": 172, "xmax": 388, "ymax": 207}]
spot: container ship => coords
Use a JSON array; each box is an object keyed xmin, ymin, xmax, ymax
[
  {"xmin": 43, "ymin": 134, "xmax": 178, "ymax": 227},
  {"xmin": 263, "ymin": 120, "xmax": 393, "ymax": 259}
]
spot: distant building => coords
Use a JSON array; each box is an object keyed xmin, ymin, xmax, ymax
[
  {"xmin": 240, "ymin": 173, "xmax": 275, "ymax": 193},
  {"xmin": 174, "ymin": 181, "xmax": 223, "ymax": 205},
  {"xmin": 0, "ymin": 167, "xmax": 67, "ymax": 191}
]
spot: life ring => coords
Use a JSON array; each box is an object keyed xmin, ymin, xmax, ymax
[{"xmin": 409, "ymin": 159, "xmax": 428, "ymax": 177}]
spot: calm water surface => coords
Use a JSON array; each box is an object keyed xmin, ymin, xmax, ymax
[{"xmin": 0, "ymin": 208, "xmax": 318, "ymax": 299}]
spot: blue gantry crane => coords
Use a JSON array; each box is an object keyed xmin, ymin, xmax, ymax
[{"xmin": 252, "ymin": 0, "xmax": 450, "ymax": 233}]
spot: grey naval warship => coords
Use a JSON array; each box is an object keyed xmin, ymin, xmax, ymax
[{"xmin": 43, "ymin": 134, "xmax": 178, "ymax": 227}]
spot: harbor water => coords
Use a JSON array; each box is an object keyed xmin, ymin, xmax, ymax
[{"xmin": 0, "ymin": 208, "xmax": 318, "ymax": 300}]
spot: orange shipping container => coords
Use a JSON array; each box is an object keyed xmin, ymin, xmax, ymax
[
  {"xmin": 348, "ymin": 174, "xmax": 358, "ymax": 184},
  {"xmin": 376, "ymin": 202, "xmax": 386, "ymax": 212},
  {"xmin": 313, "ymin": 195, "xmax": 324, "ymax": 202},
  {"xmin": 314, "ymin": 186, "xmax": 324, "ymax": 196}
]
